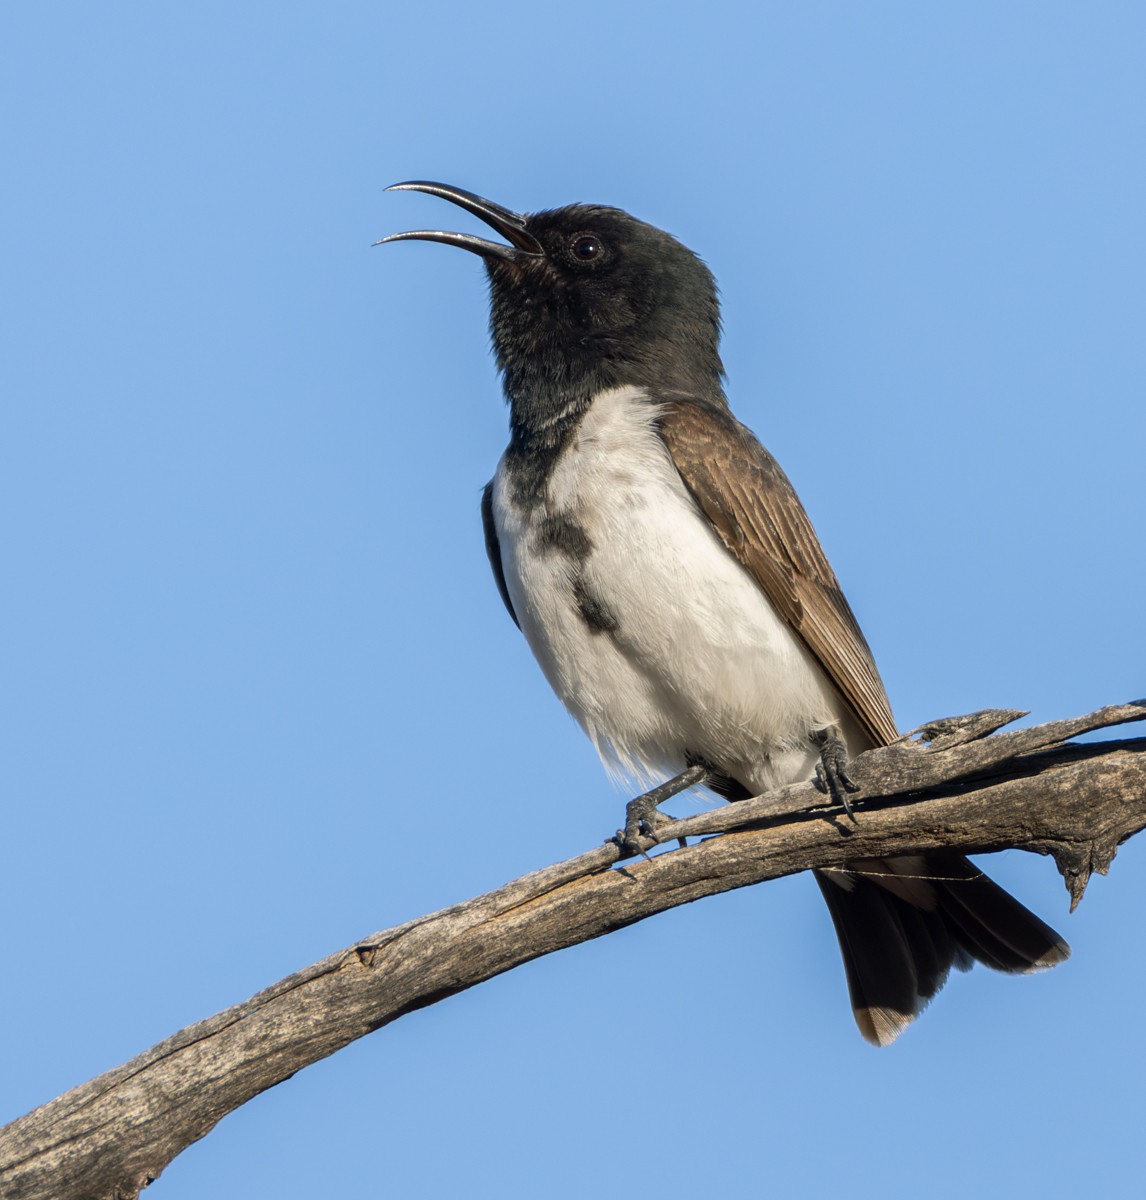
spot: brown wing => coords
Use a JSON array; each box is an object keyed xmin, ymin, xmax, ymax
[{"xmin": 657, "ymin": 399, "xmax": 898, "ymax": 748}]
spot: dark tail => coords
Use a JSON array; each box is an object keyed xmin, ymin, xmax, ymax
[{"xmin": 815, "ymin": 852, "xmax": 1070, "ymax": 1046}]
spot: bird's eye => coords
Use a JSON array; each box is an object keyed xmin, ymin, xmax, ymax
[{"xmin": 571, "ymin": 234, "xmax": 602, "ymax": 261}]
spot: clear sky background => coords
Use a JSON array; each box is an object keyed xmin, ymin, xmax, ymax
[{"xmin": 3, "ymin": 3, "xmax": 1144, "ymax": 1197}]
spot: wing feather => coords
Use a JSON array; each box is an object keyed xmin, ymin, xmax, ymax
[
  {"xmin": 657, "ymin": 400, "xmax": 898, "ymax": 747},
  {"xmin": 481, "ymin": 481, "xmax": 520, "ymax": 629}
]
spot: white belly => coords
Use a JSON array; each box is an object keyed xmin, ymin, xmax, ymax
[{"xmin": 491, "ymin": 386, "xmax": 856, "ymax": 795}]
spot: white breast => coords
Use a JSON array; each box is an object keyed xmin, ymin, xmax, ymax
[{"xmin": 491, "ymin": 386, "xmax": 854, "ymax": 795}]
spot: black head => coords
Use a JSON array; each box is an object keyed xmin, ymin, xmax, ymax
[{"xmin": 379, "ymin": 181, "xmax": 726, "ymax": 447}]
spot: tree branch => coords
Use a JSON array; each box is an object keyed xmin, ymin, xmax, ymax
[{"xmin": 3, "ymin": 701, "xmax": 1144, "ymax": 1200}]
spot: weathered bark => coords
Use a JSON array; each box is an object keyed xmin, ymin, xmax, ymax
[{"xmin": 2, "ymin": 702, "xmax": 1144, "ymax": 1200}]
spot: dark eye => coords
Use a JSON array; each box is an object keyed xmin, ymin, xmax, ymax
[{"xmin": 571, "ymin": 234, "xmax": 602, "ymax": 261}]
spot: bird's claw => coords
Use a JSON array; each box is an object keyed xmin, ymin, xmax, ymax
[
  {"xmin": 811, "ymin": 726, "xmax": 861, "ymax": 821},
  {"xmin": 615, "ymin": 805, "xmax": 672, "ymax": 858},
  {"xmin": 612, "ymin": 764, "xmax": 708, "ymax": 857}
]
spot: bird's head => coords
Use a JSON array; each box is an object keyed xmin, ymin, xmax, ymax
[{"xmin": 379, "ymin": 182, "xmax": 726, "ymax": 443}]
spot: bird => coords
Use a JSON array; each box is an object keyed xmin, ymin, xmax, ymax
[{"xmin": 378, "ymin": 181, "xmax": 1070, "ymax": 1045}]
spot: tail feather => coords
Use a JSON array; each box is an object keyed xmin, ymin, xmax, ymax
[
  {"xmin": 816, "ymin": 852, "xmax": 1069, "ymax": 1046},
  {"xmin": 814, "ymin": 868, "xmax": 952, "ymax": 1046},
  {"xmin": 931, "ymin": 856, "xmax": 1071, "ymax": 973}
]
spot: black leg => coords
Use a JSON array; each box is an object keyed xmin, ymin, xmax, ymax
[
  {"xmin": 811, "ymin": 725, "xmax": 860, "ymax": 821},
  {"xmin": 614, "ymin": 764, "xmax": 709, "ymax": 856}
]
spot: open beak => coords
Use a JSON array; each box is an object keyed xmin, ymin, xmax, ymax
[{"xmin": 375, "ymin": 181, "xmax": 544, "ymax": 263}]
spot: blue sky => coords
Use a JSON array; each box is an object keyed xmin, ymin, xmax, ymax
[{"xmin": 3, "ymin": 3, "xmax": 1144, "ymax": 1196}]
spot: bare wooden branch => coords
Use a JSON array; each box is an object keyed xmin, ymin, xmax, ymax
[{"xmin": 2, "ymin": 701, "xmax": 1144, "ymax": 1200}]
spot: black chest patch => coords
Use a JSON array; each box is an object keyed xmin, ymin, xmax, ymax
[
  {"xmin": 534, "ymin": 512, "xmax": 616, "ymax": 635},
  {"xmin": 536, "ymin": 512, "xmax": 592, "ymax": 562},
  {"xmin": 572, "ymin": 575, "xmax": 619, "ymax": 635}
]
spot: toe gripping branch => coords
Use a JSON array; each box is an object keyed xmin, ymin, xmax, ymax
[
  {"xmin": 811, "ymin": 725, "xmax": 861, "ymax": 821},
  {"xmin": 615, "ymin": 764, "xmax": 709, "ymax": 857},
  {"xmin": 614, "ymin": 727, "xmax": 861, "ymax": 858}
]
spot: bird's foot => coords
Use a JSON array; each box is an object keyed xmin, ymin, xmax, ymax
[
  {"xmin": 811, "ymin": 726, "xmax": 860, "ymax": 822},
  {"xmin": 613, "ymin": 764, "xmax": 708, "ymax": 857}
]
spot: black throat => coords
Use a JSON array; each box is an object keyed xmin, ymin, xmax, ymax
[{"xmin": 489, "ymin": 259, "xmax": 727, "ymax": 506}]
